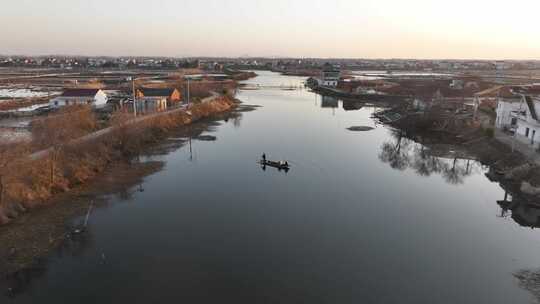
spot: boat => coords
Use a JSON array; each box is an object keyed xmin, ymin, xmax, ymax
[{"xmin": 259, "ymin": 159, "xmax": 291, "ymax": 170}]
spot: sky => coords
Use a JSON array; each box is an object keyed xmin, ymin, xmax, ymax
[{"xmin": 1, "ymin": 0, "xmax": 539, "ymax": 60}]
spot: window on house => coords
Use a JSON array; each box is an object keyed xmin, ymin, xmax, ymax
[
  {"xmin": 511, "ymin": 118, "xmax": 517, "ymax": 125},
  {"xmin": 526, "ymin": 128, "xmax": 530, "ymax": 137}
]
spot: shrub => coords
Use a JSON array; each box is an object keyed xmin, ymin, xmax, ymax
[{"xmin": 484, "ymin": 127, "xmax": 495, "ymax": 138}]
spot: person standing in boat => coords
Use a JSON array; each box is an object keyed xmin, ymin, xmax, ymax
[{"xmin": 262, "ymin": 153, "xmax": 266, "ymax": 162}]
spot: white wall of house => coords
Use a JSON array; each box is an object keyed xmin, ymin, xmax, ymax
[
  {"xmin": 135, "ymin": 97, "xmax": 168, "ymax": 113},
  {"xmin": 495, "ymin": 98, "xmax": 523, "ymax": 129},
  {"xmin": 515, "ymin": 121, "xmax": 540, "ymax": 149},
  {"xmin": 511, "ymin": 97, "xmax": 540, "ymax": 149},
  {"xmin": 321, "ymin": 66, "xmax": 340, "ymax": 88},
  {"xmin": 50, "ymin": 97, "xmax": 94, "ymax": 108},
  {"xmin": 322, "ymin": 80, "xmax": 338, "ymax": 87},
  {"xmin": 93, "ymin": 90, "xmax": 108, "ymax": 107}
]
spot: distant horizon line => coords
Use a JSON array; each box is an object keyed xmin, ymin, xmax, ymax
[{"xmin": 1, "ymin": 54, "xmax": 539, "ymax": 62}]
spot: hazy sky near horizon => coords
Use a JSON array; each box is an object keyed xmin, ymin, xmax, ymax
[{"xmin": 1, "ymin": 0, "xmax": 539, "ymax": 59}]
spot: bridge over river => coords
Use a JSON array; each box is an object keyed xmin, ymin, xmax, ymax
[{"xmin": 239, "ymin": 83, "xmax": 304, "ymax": 91}]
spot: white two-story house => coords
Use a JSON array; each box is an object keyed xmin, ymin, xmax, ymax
[
  {"xmin": 321, "ymin": 63, "xmax": 341, "ymax": 87},
  {"xmin": 495, "ymin": 96, "xmax": 523, "ymax": 131},
  {"xmin": 508, "ymin": 95, "xmax": 540, "ymax": 149}
]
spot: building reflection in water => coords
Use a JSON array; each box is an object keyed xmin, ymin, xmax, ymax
[
  {"xmin": 342, "ymin": 101, "xmax": 363, "ymax": 111},
  {"xmin": 376, "ymin": 129, "xmax": 540, "ymax": 230},
  {"xmin": 321, "ymin": 95, "xmax": 339, "ymax": 109},
  {"xmin": 498, "ymin": 193, "xmax": 540, "ymax": 229},
  {"xmin": 317, "ymin": 94, "xmax": 391, "ymax": 116},
  {"xmin": 320, "ymin": 95, "xmax": 364, "ymax": 112}
]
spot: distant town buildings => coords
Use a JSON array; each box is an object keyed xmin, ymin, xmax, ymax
[{"xmin": 2, "ymin": 55, "xmax": 538, "ymax": 73}]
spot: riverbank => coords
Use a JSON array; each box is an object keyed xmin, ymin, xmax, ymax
[
  {"xmin": 0, "ymin": 160, "xmax": 164, "ymax": 286},
  {"xmin": 310, "ymin": 85, "xmax": 410, "ymax": 103},
  {"xmin": 379, "ymin": 114, "xmax": 540, "ymax": 204},
  {"xmin": 2, "ymin": 70, "xmax": 538, "ymax": 304},
  {"xmin": 0, "ymin": 96, "xmax": 237, "ymax": 226},
  {"xmin": 0, "ymin": 96, "xmax": 248, "ymax": 291}
]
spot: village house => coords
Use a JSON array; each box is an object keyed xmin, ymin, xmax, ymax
[
  {"xmin": 131, "ymin": 97, "xmax": 168, "ymax": 114},
  {"xmin": 136, "ymin": 88, "xmax": 182, "ymax": 106},
  {"xmin": 450, "ymin": 79, "xmax": 464, "ymax": 90},
  {"xmin": 500, "ymin": 95, "xmax": 540, "ymax": 150},
  {"xmin": 513, "ymin": 96, "xmax": 540, "ymax": 149},
  {"xmin": 320, "ymin": 63, "xmax": 341, "ymax": 87},
  {"xmin": 495, "ymin": 96, "xmax": 523, "ymax": 131},
  {"xmin": 49, "ymin": 88, "xmax": 108, "ymax": 108},
  {"xmin": 474, "ymin": 86, "xmax": 517, "ymax": 111}
]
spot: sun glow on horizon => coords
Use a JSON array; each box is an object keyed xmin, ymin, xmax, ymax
[{"xmin": 1, "ymin": 0, "xmax": 539, "ymax": 59}]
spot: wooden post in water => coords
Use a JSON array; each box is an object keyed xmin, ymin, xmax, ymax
[{"xmin": 84, "ymin": 201, "xmax": 94, "ymax": 228}]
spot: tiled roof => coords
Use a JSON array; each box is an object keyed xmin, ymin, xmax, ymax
[
  {"xmin": 475, "ymin": 86, "xmax": 520, "ymax": 98},
  {"xmin": 138, "ymin": 88, "xmax": 176, "ymax": 97},
  {"xmin": 60, "ymin": 88, "xmax": 100, "ymax": 97}
]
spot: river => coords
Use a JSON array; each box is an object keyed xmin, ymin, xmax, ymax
[{"xmin": 4, "ymin": 71, "xmax": 540, "ymax": 303}]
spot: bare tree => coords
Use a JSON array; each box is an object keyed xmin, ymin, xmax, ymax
[
  {"xmin": 31, "ymin": 105, "xmax": 97, "ymax": 191},
  {"xmin": 0, "ymin": 143, "xmax": 30, "ymax": 224}
]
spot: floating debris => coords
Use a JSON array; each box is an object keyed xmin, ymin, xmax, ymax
[
  {"xmin": 515, "ymin": 269, "xmax": 540, "ymax": 302},
  {"xmin": 235, "ymin": 104, "xmax": 261, "ymax": 112},
  {"xmin": 100, "ymin": 253, "xmax": 107, "ymax": 265},
  {"xmin": 347, "ymin": 126, "xmax": 375, "ymax": 132},
  {"xmin": 193, "ymin": 135, "xmax": 217, "ymax": 141}
]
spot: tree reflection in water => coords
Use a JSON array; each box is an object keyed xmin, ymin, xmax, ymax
[
  {"xmin": 378, "ymin": 130, "xmax": 411, "ymax": 171},
  {"xmin": 378, "ymin": 129, "xmax": 479, "ymax": 185},
  {"xmin": 497, "ymin": 193, "xmax": 540, "ymax": 301},
  {"xmin": 378, "ymin": 129, "xmax": 540, "ymax": 301}
]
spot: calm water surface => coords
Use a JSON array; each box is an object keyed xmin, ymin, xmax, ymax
[{"xmin": 8, "ymin": 71, "xmax": 540, "ymax": 303}]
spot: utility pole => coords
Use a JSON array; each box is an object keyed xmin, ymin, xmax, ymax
[
  {"xmin": 512, "ymin": 93, "xmax": 527, "ymax": 153},
  {"xmin": 186, "ymin": 77, "xmax": 191, "ymax": 106},
  {"xmin": 512, "ymin": 130, "xmax": 516, "ymax": 153},
  {"xmin": 189, "ymin": 136, "xmax": 193, "ymax": 161},
  {"xmin": 132, "ymin": 77, "xmax": 137, "ymax": 117}
]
